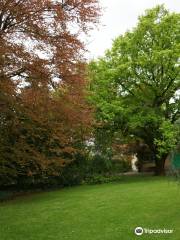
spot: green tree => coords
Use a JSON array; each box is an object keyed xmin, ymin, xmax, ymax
[{"xmin": 89, "ymin": 5, "xmax": 180, "ymax": 175}]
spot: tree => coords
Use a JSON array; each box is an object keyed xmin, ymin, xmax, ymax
[
  {"xmin": 89, "ymin": 5, "xmax": 180, "ymax": 175},
  {"xmin": 0, "ymin": 0, "xmax": 100, "ymax": 86},
  {"xmin": 0, "ymin": 0, "xmax": 100, "ymax": 187}
]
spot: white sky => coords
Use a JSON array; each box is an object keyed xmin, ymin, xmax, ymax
[{"xmin": 86, "ymin": 0, "xmax": 180, "ymax": 59}]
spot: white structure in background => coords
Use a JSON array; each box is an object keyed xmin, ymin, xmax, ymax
[{"xmin": 131, "ymin": 154, "xmax": 138, "ymax": 172}]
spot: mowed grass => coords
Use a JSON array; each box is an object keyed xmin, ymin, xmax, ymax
[{"xmin": 0, "ymin": 176, "xmax": 180, "ymax": 240}]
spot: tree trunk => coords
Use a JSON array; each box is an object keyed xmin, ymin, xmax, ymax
[{"xmin": 154, "ymin": 155, "xmax": 167, "ymax": 176}]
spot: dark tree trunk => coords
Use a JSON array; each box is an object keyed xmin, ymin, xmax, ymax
[
  {"xmin": 136, "ymin": 140, "xmax": 168, "ymax": 175},
  {"xmin": 155, "ymin": 158, "xmax": 165, "ymax": 175},
  {"xmin": 154, "ymin": 154, "xmax": 167, "ymax": 176}
]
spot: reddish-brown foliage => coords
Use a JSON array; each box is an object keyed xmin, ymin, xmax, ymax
[{"xmin": 0, "ymin": 0, "xmax": 100, "ymax": 186}]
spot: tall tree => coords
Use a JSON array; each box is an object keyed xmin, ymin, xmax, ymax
[
  {"xmin": 89, "ymin": 5, "xmax": 180, "ymax": 175},
  {"xmin": 0, "ymin": 0, "xmax": 100, "ymax": 186}
]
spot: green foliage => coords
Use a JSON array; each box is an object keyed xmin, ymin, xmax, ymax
[
  {"xmin": 75, "ymin": 152, "xmax": 132, "ymax": 186},
  {"xmin": 111, "ymin": 160, "xmax": 131, "ymax": 173},
  {"xmin": 59, "ymin": 153, "xmax": 88, "ymax": 187},
  {"xmin": 89, "ymin": 5, "xmax": 180, "ymax": 174},
  {"xmin": 84, "ymin": 174, "xmax": 123, "ymax": 185},
  {"xmin": 89, "ymin": 154, "xmax": 113, "ymax": 174},
  {"xmin": 154, "ymin": 120, "xmax": 179, "ymax": 159}
]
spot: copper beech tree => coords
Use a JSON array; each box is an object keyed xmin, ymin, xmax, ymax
[{"xmin": 0, "ymin": 0, "xmax": 100, "ymax": 186}]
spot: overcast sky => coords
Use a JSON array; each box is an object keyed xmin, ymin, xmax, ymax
[{"xmin": 86, "ymin": 0, "xmax": 180, "ymax": 59}]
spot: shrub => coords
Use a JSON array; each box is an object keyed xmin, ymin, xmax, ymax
[
  {"xmin": 88, "ymin": 154, "xmax": 131, "ymax": 175},
  {"xmin": 84, "ymin": 174, "xmax": 123, "ymax": 185},
  {"xmin": 89, "ymin": 154, "xmax": 112, "ymax": 174},
  {"xmin": 111, "ymin": 160, "xmax": 131, "ymax": 173}
]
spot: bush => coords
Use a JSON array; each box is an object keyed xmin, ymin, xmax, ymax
[
  {"xmin": 84, "ymin": 174, "xmax": 123, "ymax": 185},
  {"xmin": 0, "ymin": 151, "xmax": 131, "ymax": 190},
  {"xmin": 57, "ymin": 152, "xmax": 89, "ymax": 187},
  {"xmin": 88, "ymin": 154, "xmax": 131, "ymax": 175},
  {"xmin": 111, "ymin": 160, "xmax": 131, "ymax": 173},
  {"xmin": 89, "ymin": 154, "xmax": 112, "ymax": 174}
]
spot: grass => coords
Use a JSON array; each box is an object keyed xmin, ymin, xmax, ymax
[{"xmin": 0, "ymin": 176, "xmax": 180, "ymax": 240}]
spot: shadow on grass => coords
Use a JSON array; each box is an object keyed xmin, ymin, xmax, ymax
[{"xmin": 0, "ymin": 174, "xmax": 177, "ymax": 202}]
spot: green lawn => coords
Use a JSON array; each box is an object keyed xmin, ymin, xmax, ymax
[{"xmin": 0, "ymin": 176, "xmax": 180, "ymax": 240}]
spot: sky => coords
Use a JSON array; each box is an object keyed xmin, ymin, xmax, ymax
[{"xmin": 86, "ymin": 0, "xmax": 180, "ymax": 59}]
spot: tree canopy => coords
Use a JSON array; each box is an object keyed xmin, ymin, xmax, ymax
[
  {"xmin": 0, "ymin": 0, "xmax": 100, "ymax": 187},
  {"xmin": 89, "ymin": 5, "xmax": 180, "ymax": 175}
]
